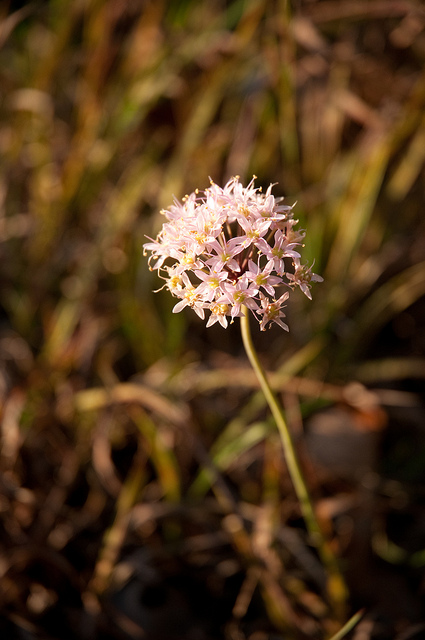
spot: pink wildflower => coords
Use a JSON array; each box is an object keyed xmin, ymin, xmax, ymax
[
  {"xmin": 144, "ymin": 176, "xmax": 322, "ymax": 330},
  {"xmin": 257, "ymin": 292, "xmax": 290, "ymax": 331},
  {"xmin": 287, "ymin": 261, "xmax": 324, "ymax": 300}
]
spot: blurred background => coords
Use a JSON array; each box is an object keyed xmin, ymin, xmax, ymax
[{"xmin": 1, "ymin": 1, "xmax": 425, "ymax": 638}]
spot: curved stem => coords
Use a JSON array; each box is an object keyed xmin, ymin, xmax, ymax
[{"xmin": 240, "ymin": 307, "xmax": 348, "ymax": 616}]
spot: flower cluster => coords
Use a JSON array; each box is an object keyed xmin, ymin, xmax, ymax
[{"xmin": 144, "ymin": 177, "xmax": 322, "ymax": 330}]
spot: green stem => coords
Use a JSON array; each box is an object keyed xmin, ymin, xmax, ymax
[
  {"xmin": 240, "ymin": 307, "xmax": 348, "ymax": 616},
  {"xmin": 328, "ymin": 609, "xmax": 365, "ymax": 640}
]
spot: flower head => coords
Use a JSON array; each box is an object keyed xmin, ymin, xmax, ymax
[{"xmin": 144, "ymin": 176, "xmax": 322, "ymax": 330}]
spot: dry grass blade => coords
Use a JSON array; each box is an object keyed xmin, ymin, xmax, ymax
[{"xmin": 347, "ymin": 260, "xmax": 425, "ymax": 357}]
